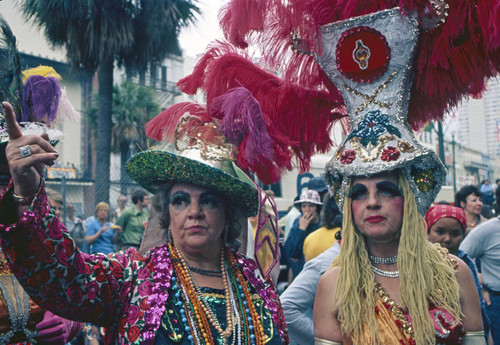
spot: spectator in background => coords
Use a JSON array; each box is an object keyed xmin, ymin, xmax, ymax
[
  {"xmin": 46, "ymin": 188, "xmax": 63, "ymax": 219},
  {"xmin": 65, "ymin": 203, "xmax": 76, "ymax": 227},
  {"xmin": 307, "ymin": 176, "xmax": 330, "ymax": 203},
  {"xmin": 460, "ymin": 215, "xmax": 500, "ymax": 345},
  {"xmin": 281, "ymin": 241, "xmax": 341, "ymax": 345},
  {"xmin": 115, "ymin": 189, "xmax": 149, "ymax": 250},
  {"xmin": 83, "ymin": 201, "xmax": 121, "ymax": 345},
  {"xmin": 111, "ymin": 194, "xmax": 127, "ymax": 222},
  {"xmin": 285, "ymin": 189, "xmax": 322, "ymax": 277},
  {"xmin": 425, "ymin": 204, "xmax": 490, "ymax": 343},
  {"xmin": 495, "ymin": 179, "xmax": 500, "ymax": 215},
  {"xmin": 278, "ymin": 195, "xmax": 301, "ymax": 241},
  {"xmin": 303, "ymin": 195, "xmax": 342, "ymax": 262},
  {"xmin": 64, "ymin": 204, "xmax": 86, "ymax": 250},
  {"xmin": 481, "ymin": 179, "xmax": 494, "ymax": 208},
  {"xmin": 455, "ymin": 184, "xmax": 486, "ymax": 234},
  {"xmin": 84, "ymin": 202, "xmax": 121, "ymax": 255}
]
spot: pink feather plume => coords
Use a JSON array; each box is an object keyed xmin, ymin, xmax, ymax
[{"xmin": 211, "ymin": 86, "xmax": 292, "ymax": 184}]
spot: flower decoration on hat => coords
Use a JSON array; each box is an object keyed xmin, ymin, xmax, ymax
[{"xmin": 347, "ymin": 111, "xmax": 401, "ymax": 147}]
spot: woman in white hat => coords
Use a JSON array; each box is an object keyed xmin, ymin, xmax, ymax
[{"xmin": 284, "ymin": 189, "xmax": 323, "ymax": 277}]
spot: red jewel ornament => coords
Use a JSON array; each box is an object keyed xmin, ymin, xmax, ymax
[{"xmin": 336, "ymin": 26, "xmax": 391, "ymax": 83}]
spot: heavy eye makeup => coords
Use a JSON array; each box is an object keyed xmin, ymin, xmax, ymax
[
  {"xmin": 349, "ymin": 184, "xmax": 368, "ymax": 200},
  {"xmin": 376, "ymin": 181, "xmax": 402, "ymax": 198},
  {"xmin": 349, "ymin": 181, "xmax": 402, "ymax": 200},
  {"xmin": 170, "ymin": 190, "xmax": 221, "ymax": 211},
  {"xmin": 199, "ymin": 192, "xmax": 221, "ymax": 210},
  {"xmin": 171, "ymin": 191, "xmax": 190, "ymax": 210}
]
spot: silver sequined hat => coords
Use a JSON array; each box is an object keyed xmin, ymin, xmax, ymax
[{"xmin": 318, "ymin": 9, "xmax": 446, "ymax": 215}]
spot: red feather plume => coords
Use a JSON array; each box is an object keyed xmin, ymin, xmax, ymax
[
  {"xmin": 219, "ymin": 0, "xmax": 500, "ymax": 129},
  {"xmin": 178, "ymin": 44, "xmax": 347, "ymax": 176}
]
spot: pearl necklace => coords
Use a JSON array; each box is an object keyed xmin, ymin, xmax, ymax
[
  {"xmin": 369, "ymin": 254, "xmax": 398, "ymax": 265},
  {"xmin": 371, "ymin": 265, "xmax": 399, "ymax": 278}
]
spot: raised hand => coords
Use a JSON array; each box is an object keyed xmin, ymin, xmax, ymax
[
  {"xmin": 2, "ymin": 102, "xmax": 59, "ymax": 197},
  {"xmin": 299, "ymin": 211, "xmax": 314, "ymax": 230}
]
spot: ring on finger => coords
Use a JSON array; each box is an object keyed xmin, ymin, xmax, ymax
[{"xmin": 19, "ymin": 145, "xmax": 33, "ymax": 158}]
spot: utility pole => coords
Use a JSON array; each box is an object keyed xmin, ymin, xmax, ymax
[
  {"xmin": 452, "ymin": 134, "xmax": 456, "ymax": 195},
  {"xmin": 437, "ymin": 121, "xmax": 445, "ymax": 164}
]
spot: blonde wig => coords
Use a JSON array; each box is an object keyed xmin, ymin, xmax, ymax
[{"xmin": 333, "ymin": 171, "xmax": 461, "ymax": 345}]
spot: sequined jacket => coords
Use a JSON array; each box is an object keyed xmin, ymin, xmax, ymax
[{"xmin": 0, "ymin": 183, "xmax": 289, "ymax": 345}]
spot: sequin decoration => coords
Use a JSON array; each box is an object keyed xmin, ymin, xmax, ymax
[
  {"xmin": 381, "ymin": 146, "xmax": 400, "ymax": 162},
  {"xmin": 325, "ymin": 171, "xmax": 343, "ymax": 204},
  {"xmin": 334, "ymin": 146, "xmax": 345, "ymax": 160},
  {"xmin": 411, "ymin": 167, "xmax": 435, "ymax": 193},
  {"xmin": 397, "ymin": 140, "xmax": 416, "ymax": 153},
  {"xmin": 340, "ymin": 150, "xmax": 356, "ymax": 164},
  {"xmin": 347, "ymin": 110, "xmax": 401, "ymax": 147},
  {"xmin": 126, "ymin": 150, "xmax": 258, "ymax": 217},
  {"xmin": 374, "ymin": 283, "xmax": 416, "ymax": 343},
  {"xmin": 349, "ymin": 134, "xmax": 393, "ymax": 162},
  {"xmin": 336, "ymin": 26, "xmax": 390, "ymax": 83}
]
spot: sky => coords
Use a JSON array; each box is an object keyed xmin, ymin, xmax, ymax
[{"xmin": 178, "ymin": 0, "xmax": 226, "ymax": 58}]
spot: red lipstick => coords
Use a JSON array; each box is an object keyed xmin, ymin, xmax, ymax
[{"xmin": 366, "ymin": 215, "xmax": 385, "ymax": 223}]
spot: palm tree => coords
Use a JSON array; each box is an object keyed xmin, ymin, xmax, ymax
[
  {"xmin": 111, "ymin": 82, "xmax": 160, "ymax": 194},
  {"xmin": 22, "ymin": 0, "xmax": 199, "ymax": 204}
]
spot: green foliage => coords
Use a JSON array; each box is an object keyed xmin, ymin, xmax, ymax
[
  {"xmin": 22, "ymin": 0, "xmax": 199, "ymax": 203},
  {"xmin": 88, "ymin": 81, "xmax": 160, "ymax": 152}
]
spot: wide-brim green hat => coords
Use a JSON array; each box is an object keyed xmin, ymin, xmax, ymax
[{"xmin": 126, "ymin": 148, "xmax": 259, "ymax": 217}]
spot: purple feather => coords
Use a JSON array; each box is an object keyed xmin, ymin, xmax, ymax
[
  {"xmin": 211, "ymin": 87, "xmax": 275, "ymax": 164},
  {"xmin": 22, "ymin": 75, "xmax": 61, "ymax": 124}
]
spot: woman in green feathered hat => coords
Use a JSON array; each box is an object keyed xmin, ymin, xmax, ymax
[{"xmin": 0, "ymin": 100, "xmax": 289, "ymax": 344}]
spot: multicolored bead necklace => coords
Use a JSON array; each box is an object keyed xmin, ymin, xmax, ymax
[{"xmin": 168, "ymin": 243, "xmax": 266, "ymax": 344}]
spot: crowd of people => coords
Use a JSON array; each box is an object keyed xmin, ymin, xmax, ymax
[{"xmin": 0, "ymin": 0, "xmax": 499, "ymax": 344}]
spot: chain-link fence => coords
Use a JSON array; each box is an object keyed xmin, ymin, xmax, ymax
[{"xmin": 44, "ymin": 163, "xmax": 144, "ymax": 228}]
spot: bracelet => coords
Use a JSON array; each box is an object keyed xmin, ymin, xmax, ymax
[{"xmin": 12, "ymin": 178, "xmax": 43, "ymax": 206}]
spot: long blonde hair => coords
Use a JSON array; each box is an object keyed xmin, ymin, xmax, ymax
[{"xmin": 333, "ymin": 172, "xmax": 461, "ymax": 345}]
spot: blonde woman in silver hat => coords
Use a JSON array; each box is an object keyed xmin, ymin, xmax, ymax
[
  {"xmin": 0, "ymin": 102, "xmax": 289, "ymax": 345},
  {"xmin": 314, "ymin": 171, "xmax": 484, "ymax": 345}
]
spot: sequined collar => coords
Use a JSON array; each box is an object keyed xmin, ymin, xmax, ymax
[{"xmin": 144, "ymin": 245, "xmax": 289, "ymax": 345}]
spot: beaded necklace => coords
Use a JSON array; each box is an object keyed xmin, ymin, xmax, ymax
[
  {"xmin": 168, "ymin": 243, "xmax": 267, "ymax": 345},
  {"xmin": 188, "ymin": 266, "xmax": 223, "ymax": 277}
]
